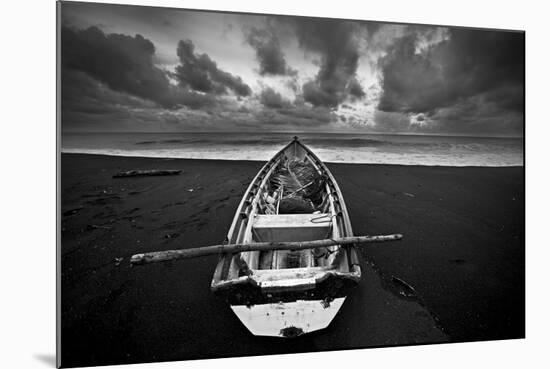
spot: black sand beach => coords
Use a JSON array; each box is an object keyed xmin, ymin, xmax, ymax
[{"xmin": 60, "ymin": 154, "xmax": 524, "ymax": 367}]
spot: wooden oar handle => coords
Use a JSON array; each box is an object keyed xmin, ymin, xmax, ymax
[{"xmin": 130, "ymin": 234, "xmax": 403, "ymax": 265}]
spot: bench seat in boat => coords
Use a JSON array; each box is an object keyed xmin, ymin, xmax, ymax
[
  {"xmin": 252, "ymin": 213, "xmax": 331, "ymax": 242},
  {"xmin": 252, "ymin": 213, "xmax": 332, "ymax": 269}
]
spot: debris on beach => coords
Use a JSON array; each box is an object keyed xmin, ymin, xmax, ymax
[
  {"xmin": 391, "ymin": 276, "xmax": 417, "ymax": 299},
  {"xmin": 87, "ymin": 224, "xmax": 111, "ymax": 230},
  {"xmin": 449, "ymin": 258, "xmax": 466, "ymax": 265},
  {"xmin": 63, "ymin": 207, "xmax": 83, "ymax": 216},
  {"xmin": 113, "ymin": 169, "xmax": 183, "ymax": 178},
  {"xmin": 165, "ymin": 233, "xmax": 180, "ymax": 239}
]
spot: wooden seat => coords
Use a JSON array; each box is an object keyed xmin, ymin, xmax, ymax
[
  {"xmin": 252, "ymin": 214, "xmax": 332, "ymax": 269},
  {"xmin": 252, "ymin": 214, "xmax": 332, "ymax": 242}
]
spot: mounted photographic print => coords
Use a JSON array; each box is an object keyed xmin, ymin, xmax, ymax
[{"xmin": 57, "ymin": 1, "xmax": 525, "ymax": 367}]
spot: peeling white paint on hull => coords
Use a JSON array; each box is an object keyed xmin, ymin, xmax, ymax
[{"xmin": 230, "ymin": 297, "xmax": 346, "ymax": 337}]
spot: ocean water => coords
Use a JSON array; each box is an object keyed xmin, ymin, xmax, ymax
[{"xmin": 61, "ymin": 132, "xmax": 524, "ymax": 167}]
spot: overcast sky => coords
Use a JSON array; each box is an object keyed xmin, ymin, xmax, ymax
[{"xmin": 60, "ymin": 2, "xmax": 524, "ymax": 136}]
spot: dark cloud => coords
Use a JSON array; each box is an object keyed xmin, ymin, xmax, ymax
[
  {"xmin": 63, "ymin": 71, "xmax": 160, "ymax": 120},
  {"xmin": 60, "ymin": 68, "xmax": 226, "ymax": 132},
  {"xmin": 61, "ymin": 69, "xmax": 163, "ymax": 131},
  {"xmin": 62, "ymin": 26, "xmax": 183, "ymax": 108},
  {"xmin": 246, "ymin": 27, "xmax": 296, "ymax": 76},
  {"xmin": 425, "ymin": 95, "xmax": 524, "ymax": 136},
  {"xmin": 60, "ymin": 83, "xmax": 256, "ymax": 133},
  {"xmin": 256, "ymin": 86, "xmax": 335, "ymax": 127},
  {"xmin": 373, "ymin": 94, "xmax": 524, "ymax": 136},
  {"xmin": 302, "ymin": 80, "xmax": 339, "ymax": 107},
  {"xmin": 285, "ymin": 76, "xmax": 299, "ymax": 93},
  {"xmin": 277, "ymin": 106, "xmax": 334, "ymax": 124},
  {"xmin": 174, "ymin": 39, "xmax": 251, "ymax": 97},
  {"xmin": 60, "ymin": 26, "xmax": 254, "ymax": 131},
  {"xmin": 259, "ymin": 87, "xmax": 291, "ymax": 109},
  {"xmin": 348, "ymin": 78, "xmax": 366, "ymax": 99},
  {"xmin": 61, "ymin": 24, "xmax": 250, "ymax": 128},
  {"xmin": 378, "ymin": 28, "xmax": 524, "ymax": 117},
  {"xmin": 373, "ymin": 111, "xmax": 415, "ymax": 133},
  {"xmin": 286, "ymin": 18, "xmax": 365, "ymax": 107},
  {"xmin": 60, "ymin": 3, "xmax": 524, "ymax": 136}
]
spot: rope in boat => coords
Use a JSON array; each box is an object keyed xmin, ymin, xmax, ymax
[{"xmin": 310, "ymin": 213, "xmax": 336, "ymax": 223}]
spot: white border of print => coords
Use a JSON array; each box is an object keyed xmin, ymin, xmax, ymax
[{"xmin": 2, "ymin": 0, "xmax": 547, "ymax": 368}]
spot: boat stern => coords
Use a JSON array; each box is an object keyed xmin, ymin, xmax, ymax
[
  {"xmin": 212, "ymin": 265, "xmax": 360, "ymax": 337},
  {"xmin": 230, "ymin": 297, "xmax": 346, "ymax": 337}
]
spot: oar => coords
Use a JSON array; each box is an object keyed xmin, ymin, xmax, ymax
[{"xmin": 130, "ymin": 234, "xmax": 403, "ymax": 265}]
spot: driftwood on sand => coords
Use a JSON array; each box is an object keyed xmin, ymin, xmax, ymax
[
  {"xmin": 130, "ymin": 234, "xmax": 403, "ymax": 265},
  {"xmin": 113, "ymin": 169, "xmax": 183, "ymax": 178}
]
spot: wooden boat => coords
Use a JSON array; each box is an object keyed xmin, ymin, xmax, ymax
[
  {"xmin": 130, "ymin": 137, "xmax": 401, "ymax": 338},
  {"xmin": 210, "ymin": 137, "xmax": 362, "ymax": 337}
]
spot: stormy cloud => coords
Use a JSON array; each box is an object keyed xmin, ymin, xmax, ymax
[
  {"xmin": 288, "ymin": 18, "xmax": 365, "ymax": 107},
  {"xmin": 377, "ymin": 28, "xmax": 524, "ymax": 117},
  {"xmin": 246, "ymin": 27, "xmax": 295, "ymax": 76},
  {"xmin": 259, "ymin": 87, "xmax": 291, "ymax": 109},
  {"xmin": 174, "ymin": 39, "xmax": 252, "ymax": 97},
  {"xmin": 60, "ymin": 2, "xmax": 524, "ymax": 135},
  {"xmin": 62, "ymin": 26, "xmax": 183, "ymax": 108}
]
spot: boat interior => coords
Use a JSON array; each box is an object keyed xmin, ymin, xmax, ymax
[{"xmin": 212, "ymin": 139, "xmax": 358, "ymax": 289}]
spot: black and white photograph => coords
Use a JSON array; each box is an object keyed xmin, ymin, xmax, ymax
[{"xmin": 57, "ymin": 1, "xmax": 524, "ymax": 367}]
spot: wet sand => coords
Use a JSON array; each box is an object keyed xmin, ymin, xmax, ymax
[{"xmin": 60, "ymin": 154, "xmax": 524, "ymax": 367}]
